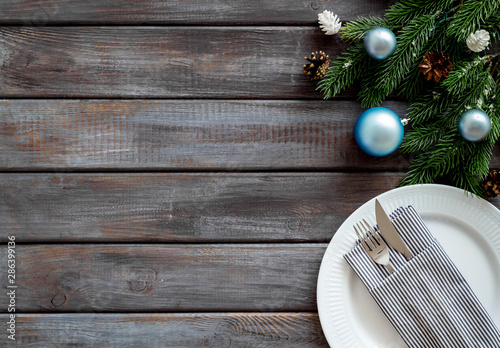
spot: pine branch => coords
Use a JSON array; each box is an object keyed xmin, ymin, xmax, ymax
[
  {"xmin": 386, "ymin": 0, "xmax": 454, "ymax": 24},
  {"xmin": 483, "ymin": 12, "xmax": 500, "ymax": 42},
  {"xmin": 398, "ymin": 24, "xmax": 449, "ymax": 100},
  {"xmin": 400, "ymin": 124, "xmax": 444, "ymax": 153},
  {"xmin": 400, "ymin": 72, "xmax": 497, "ymax": 195},
  {"xmin": 341, "ymin": 16, "xmax": 396, "ymax": 44},
  {"xmin": 316, "ymin": 43, "xmax": 369, "ymax": 99},
  {"xmin": 442, "ymin": 55, "xmax": 486, "ymax": 95},
  {"xmin": 317, "ymin": 16, "xmax": 396, "ymax": 99},
  {"xmin": 449, "ymin": 169, "xmax": 484, "ymax": 196},
  {"xmin": 447, "ymin": 0, "xmax": 500, "ymax": 41},
  {"xmin": 486, "ymin": 84, "xmax": 500, "ymax": 143},
  {"xmin": 397, "ymin": 66, "xmax": 425, "ymax": 101},
  {"xmin": 405, "ymin": 89, "xmax": 455, "ymax": 125},
  {"xmin": 312, "ymin": 0, "xmax": 500, "ymax": 195},
  {"xmin": 358, "ymin": 13, "xmax": 437, "ymax": 107},
  {"xmin": 398, "ymin": 159, "xmax": 438, "ymax": 186},
  {"xmin": 447, "ymin": 71, "xmax": 496, "ymax": 124},
  {"xmin": 400, "ymin": 132, "xmax": 475, "ymax": 191}
]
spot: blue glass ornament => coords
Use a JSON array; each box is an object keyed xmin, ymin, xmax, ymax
[
  {"xmin": 364, "ymin": 27, "xmax": 397, "ymax": 60},
  {"xmin": 458, "ymin": 109, "xmax": 491, "ymax": 142},
  {"xmin": 354, "ymin": 107, "xmax": 404, "ymax": 157}
]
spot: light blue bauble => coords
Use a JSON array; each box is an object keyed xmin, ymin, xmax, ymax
[
  {"xmin": 364, "ymin": 27, "xmax": 397, "ymax": 60},
  {"xmin": 354, "ymin": 107, "xmax": 404, "ymax": 157},
  {"xmin": 458, "ymin": 109, "xmax": 491, "ymax": 142}
]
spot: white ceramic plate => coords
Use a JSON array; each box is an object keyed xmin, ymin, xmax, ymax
[{"xmin": 317, "ymin": 184, "xmax": 500, "ymax": 348}]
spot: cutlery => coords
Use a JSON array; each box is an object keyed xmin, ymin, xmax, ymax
[
  {"xmin": 375, "ymin": 199, "xmax": 413, "ymax": 260},
  {"xmin": 354, "ymin": 219, "xmax": 394, "ymax": 273}
]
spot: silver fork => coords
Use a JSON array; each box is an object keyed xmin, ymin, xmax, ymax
[{"xmin": 354, "ymin": 219, "xmax": 394, "ymax": 273}]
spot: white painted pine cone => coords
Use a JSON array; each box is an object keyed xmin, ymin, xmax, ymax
[
  {"xmin": 466, "ymin": 29, "xmax": 490, "ymax": 52},
  {"xmin": 318, "ymin": 10, "xmax": 341, "ymax": 35}
]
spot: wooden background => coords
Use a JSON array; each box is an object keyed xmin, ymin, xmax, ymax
[{"xmin": 0, "ymin": 1, "xmax": 499, "ymax": 347}]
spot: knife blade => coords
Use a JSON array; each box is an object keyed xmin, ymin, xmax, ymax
[{"xmin": 375, "ymin": 199, "xmax": 412, "ymax": 260}]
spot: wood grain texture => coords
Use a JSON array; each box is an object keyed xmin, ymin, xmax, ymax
[
  {"xmin": 0, "ymin": 313, "xmax": 328, "ymax": 347},
  {"xmin": 0, "ymin": 244, "xmax": 325, "ymax": 312},
  {"xmin": 0, "ymin": 0, "xmax": 388, "ymax": 25},
  {"xmin": 0, "ymin": 27, "xmax": 348, "ymax": 98},
  {"xmin": 0, "ymin": 99, "xmax": 414, "ymax": 170},
  {"xmin": 0, "ymin": 172, "xmax": 403, "ymax": 242}
]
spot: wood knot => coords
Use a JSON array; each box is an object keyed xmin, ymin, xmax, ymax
[
  {"xmin": 286, "ymin": 219, "xmax": 300, "ymax": 231},
  {"xmin": 51, "ymin": 292, "xmax": 66, "ymax": 307},
  {"xmin": 128, "ymin": 268, "xmax": 157, "ymax": 293},
  {"xmin": 310, "ymin": 1, "xmax": 321, "ymax": 10}
]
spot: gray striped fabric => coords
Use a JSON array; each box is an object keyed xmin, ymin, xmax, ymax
[{"xmin": 344, "ymin": 205, "xmax": 500, "ymax": 348}]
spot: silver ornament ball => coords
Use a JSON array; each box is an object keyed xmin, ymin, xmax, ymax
[
  {"xmin": 364, "ymin": 27, "xmax": 397, "ymax": 60},
  {"xmin": 354, "ymin": 107, "xmax": 404, "ymax": 157},
  {"xmin": 458, "ymin": 109, "xmax": 491, "ymax": 142}
]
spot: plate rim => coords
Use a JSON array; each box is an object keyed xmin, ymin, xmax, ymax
[{"xmin": 316, "ymin": 183, "xmax": 500, "ymax": 348}]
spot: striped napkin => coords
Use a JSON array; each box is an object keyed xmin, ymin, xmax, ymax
[{"xmin": 344, "ymin": 205, "xmax": 500, "ymax": 348}]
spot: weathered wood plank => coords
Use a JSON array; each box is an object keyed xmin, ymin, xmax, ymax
[
  {"xmin": 0, "ymin": 313, "xmax": 328, "ymax": 347},
  {"xmin": 0, "ymin": 27, "xmax": 348, "ymax": 98},
  {"xmin": 0, "ymin": 99, "xmax": 413, "ymax": 170},
  {"xmin": 0, "ymin": 0, "xmax": 388, "ymax": 25},
  {"xmin": 0, "ymin": 244, "xmax": 325, "ymax": 312},
  {"xmin": 0, "ymin": 172, "xmax": 401, "ymax": 242}
]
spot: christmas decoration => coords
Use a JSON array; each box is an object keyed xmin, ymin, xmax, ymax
[
  {"xmin": 363, "ymin": 27, "xmax": 397, "ymax": 60},
  {"xmin": 354, "ymin": 107, "xmax": 404, "ymax": 157},
  {"xmin": 466, "ymin": 29, "xmax": 491, "ymax": 52},
  {"xmin": 318, "ymin": 10, "xmax": 342, "ymax": 35},
  {"xmin": 303, "ymin": 51, "xmax": 331, "ymax": 80},
  {"xmin": 315, "ymin": 0, "xmax": 500, "ymax": 197},
  {"xmin": 458, "ymin": 109, "xmax": 492, "ymax": 142},
  {"xmin": 419, "ymin": 50, "xmax": 453, "ymax": 83},
  {"xmin": 483, "ymin": 169, "xmax": 500, "ymax": 198}
]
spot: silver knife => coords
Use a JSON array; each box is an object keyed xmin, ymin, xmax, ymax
[{"xmin": 375, "ymin": 199, "xmax": 412, "ymax": 260}]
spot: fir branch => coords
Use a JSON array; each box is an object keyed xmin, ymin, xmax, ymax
[
  {"xmin": 424, "ymin": 135, "xmax": 464, "ymax": 177},
  {"xmin": 447, "ymin": 0, "xmax": 500, "ymax": 41},
  {"xmin": 386, "ymin": 0, "xmax": 454, "ymax": 24},
  {"xmin": 486, "ymin": 84, "xmax": 500, "ymax": 143},
  {"xmin": 398, "ymin": 24, "xmax": 449, "ymax": 100},
  {"xmin": 316, "ymin": 43, "xmax": 369, "ymax": 99},
  {"xmin": 340, "ymin": 16, "xmax": 396, "ymax": 44},
  {"xmin": 357, "ymin": 76, "xmax": 387, "ymax": 107},
  {"xmin": 400, "ymin": 122, "xmax": 447, "ymax": 153},
  {"xmin": 377, "ymin": 14, "xmax": 437, "ymax": 95},
  {"xmin": 358, "ymin": 13, "xmax": 437, "ymax": 107},
  {"xmin": 465, "ymin": 141, "xmax": 494, "ymax": 178},
  {"xmin": 405, "ymin": 89, "xmax": 455, "ymax": 125},
  {"xmin": 313, "ymin": 0, "xmax": 500, "ymax": 195},
  {"xmin": 399, "ymin": 132, "xmax": 464, "ymax": 187},
  {"xmin": 442, "ymin": 55, "xmax": 486, "ymax": 95},
  {"xmin": 397, "ymin": 66, "xmax": 425, "ymax": 101},
  {"xmin": 449, "ymin": 169, "xmax": 484, "ymax": 196},
  {"xmin": 400, "ymin": 132, "xmax": 477, "ymax": 192},
  {"xmin": 400, "ymin": 76, "xmax": 498, "ymax": 195},
  {"xmin": 482, "ymin": 12, "xmax": 500, "ymax": 42},
  {"xmin": 448, "ymin": 71, "xmax": 496, "ymax": 123},
  {"xmin": 398, "ymin": 159, "xmax": 437, "ymax": 186}
]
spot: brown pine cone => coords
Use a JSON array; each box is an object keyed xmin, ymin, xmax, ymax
[
  {"xmin": 303, "ymin": 51, "xmax": 331, "ymax": 80},
  {"xmin": 483, "ymin": 169, "xmax": 500, "ymax": 198},
  {"xmin": 419, "ymin": 50, "xmax": 453, "ymax": 83}
]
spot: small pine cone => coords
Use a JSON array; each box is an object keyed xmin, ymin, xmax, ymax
[
  {"xmin": 466, "ymin": 29, "xmax": 490, "ymax": 52},
  {"xmin": 318, "ymin": 10, "xmax": 342, "ymax": 35},
  {"xmin": 419, "ymin": 50, "xmax": 453, "ymax": 83},
  {"xmin": 483, "ymin": 169, "xmax": 500, "ymax": 198},
  {"xmin": 303, "ymin": 51, "xmax": 331, "ymax": 80}
]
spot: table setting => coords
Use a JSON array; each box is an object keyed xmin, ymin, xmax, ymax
[{"xmin": 318, "ymin": 184, "xmax": 500, "ymax": 347}]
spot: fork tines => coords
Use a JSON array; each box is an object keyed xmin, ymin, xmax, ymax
[{"xmin": 354, "ymin": 219, "xmax": 394, "ymax": 273}]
